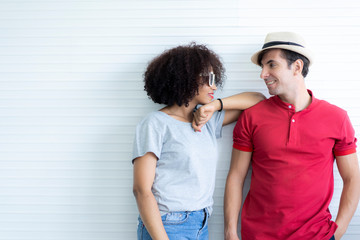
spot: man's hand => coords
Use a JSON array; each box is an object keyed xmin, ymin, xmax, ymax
[{"xmin": 334, "ymin": 228, "xmax": 343, "ymax": 240}]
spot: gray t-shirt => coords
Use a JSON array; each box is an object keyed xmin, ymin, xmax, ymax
[{"xmin": 132, "ymin": 110, "xmax": 225, "ymax": 216}]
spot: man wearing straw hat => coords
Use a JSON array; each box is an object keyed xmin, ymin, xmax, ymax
[{"xmin": 223, "ymin": 32, "xmax": 360, "ymax": 240}]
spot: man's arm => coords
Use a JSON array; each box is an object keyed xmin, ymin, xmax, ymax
[
  {"xmin": 192, "ymin": 92, "xmax": 265, "ymax": 131},
  {"xmin": 334, "ymin": 153, "xmax": 360, "ymax": 239},
  {"xmin": 224, "ymin": 149, "xmax": 252, "ymax": 240}
]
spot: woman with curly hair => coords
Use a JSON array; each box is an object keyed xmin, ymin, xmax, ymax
[{"xmin": 132, "ymin": 43, "xmax": 264, "ymax": 240}]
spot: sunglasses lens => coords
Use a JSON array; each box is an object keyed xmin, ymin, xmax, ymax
[
  {"xmin": 209, "ymin": 73, "xmax": 215, "ymax": 86},
  {"xmin": 200, "ymin": 72, "xmax": 216, "ymax": 86}
]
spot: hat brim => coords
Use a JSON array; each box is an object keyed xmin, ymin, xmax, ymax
[{"xmin": 251, "ymin": 45, "xmax": 313, "ymax": 66}]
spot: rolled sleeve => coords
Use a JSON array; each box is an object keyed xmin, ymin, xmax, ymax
[
  {"xmin": 233, "ymin": 111, "xmax": 253, "ymax": 152},
  {"xmin": 334, "ymin": 113, "xmax": 357, "ymax": 156}
]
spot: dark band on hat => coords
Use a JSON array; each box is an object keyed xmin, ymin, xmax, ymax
[{"xmin": 262, "ymin": 41, "xmax": 304, "ymax": 49}]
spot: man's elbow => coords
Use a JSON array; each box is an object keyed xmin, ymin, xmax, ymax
[{"xmin": 254, "ymin": 92, "xmax": 266, "ymax": 102}]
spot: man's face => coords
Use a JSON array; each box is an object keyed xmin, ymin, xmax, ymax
[{"xmin": 259, "ymin": 49, "xmax": 296, "ymax": 96}]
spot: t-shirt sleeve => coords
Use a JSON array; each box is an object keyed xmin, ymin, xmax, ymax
[
  {"xmin": 208, "ymin": 110, "xmax": 225, "ymax": 139},
  {"xmin": 132, "ymin": 114, "xmax": 163, "ymax": 163},
  {"xmin": 333, "ymin": 113, "xmax": 357, "ymax": 156},
  {"xmin": 233, "ymin": 110, "xmax": 253, "ymax": 152}
]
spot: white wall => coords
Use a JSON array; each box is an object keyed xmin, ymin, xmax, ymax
[{"xmin": 0, "ymin": 0, "xmax": 359, "ymax": 239}]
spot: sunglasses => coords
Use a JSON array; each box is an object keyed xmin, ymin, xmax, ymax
[{"xmin": 199, "ymin": 72, "xmax": 216, "ymax": 86}]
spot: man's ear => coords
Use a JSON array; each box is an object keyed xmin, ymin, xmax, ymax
[{"xmin": 293, "ymin": 59, "xmax": 304, "ymax": 76}]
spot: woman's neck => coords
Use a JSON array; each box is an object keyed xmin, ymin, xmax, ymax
[{"xmin": 160, "ymin": 104, "xmax": 195, "ymax": 122}]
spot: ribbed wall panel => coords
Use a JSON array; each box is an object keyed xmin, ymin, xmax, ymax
[{"xmin": 0, "ymin": 0, "xmax": 359, "ymax": 239}]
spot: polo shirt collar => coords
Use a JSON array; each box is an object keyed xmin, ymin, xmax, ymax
[{"xmin": 273, "ymin": 89, "xmax": 318, "ymax": 112}]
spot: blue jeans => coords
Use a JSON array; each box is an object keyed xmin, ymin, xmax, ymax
[
  {"xmin": 329, "ymin": 236, "xmax": 335, "ymax": 240},
  {"xmin": 137, "ymin": 208, "xmax": 209, "ymax": 240}
]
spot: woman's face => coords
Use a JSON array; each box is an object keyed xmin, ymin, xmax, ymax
[{"xmin": 193, "ymin": 67, "xmax": 217, "ymax": 105}]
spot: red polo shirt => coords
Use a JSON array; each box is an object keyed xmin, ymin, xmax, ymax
[{"xmin": 233, "ymin": 90, "xmax": 357, "ymax": 240}]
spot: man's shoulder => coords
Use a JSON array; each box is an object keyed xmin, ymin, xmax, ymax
[
  {"xmin": 242, "ymin": 96, "xmax": 274, "ymax": 114},
  {"xmin": 314, "ymin": 98, "xmax": 347, "ymax": 115}
]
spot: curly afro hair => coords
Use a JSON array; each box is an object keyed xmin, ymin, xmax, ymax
[{"xmin": 144, "ymin": 42, "xmax": 225, "ymax": 107}]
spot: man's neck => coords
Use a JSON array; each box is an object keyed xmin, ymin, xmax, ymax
[{"xmin": 279, "ymin": 89, "xmax": 312, "ymax": 112}]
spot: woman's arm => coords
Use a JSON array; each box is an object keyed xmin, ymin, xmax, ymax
[
  {"xmin": 133, "ymin": 152, "xmax": 169, "ymax": 240},
  {"xmin": 192, "ymin": 92, "xmax": 265, "ymax": 131}
]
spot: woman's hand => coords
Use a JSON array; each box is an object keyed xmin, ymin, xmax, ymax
[{"xmin": 192, "ymin": 103, "xmax": 217, "ymax": 132}]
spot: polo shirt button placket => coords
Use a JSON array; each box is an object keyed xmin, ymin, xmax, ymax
[
  {"xmin": 288, "ymin": 115, "xmax": 297, "ymax": 144},
  {"xmin": 287, "ymin": 104, "xmax": 296, "ymax": 144}
]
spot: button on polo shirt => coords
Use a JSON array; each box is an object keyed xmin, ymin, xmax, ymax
[{"xmin": 233, "ymin": 90, "xmax": 357, "ymax": 239}]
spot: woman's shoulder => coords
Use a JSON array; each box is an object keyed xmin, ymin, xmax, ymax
[{"xmin": 137, "ymin": 111, "xmax": 169, "ymax": 127}]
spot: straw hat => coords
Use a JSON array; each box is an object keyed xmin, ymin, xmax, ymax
[{"xmin": 251, "ymin": 32, "xmax": 313, "ymax": 66}]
